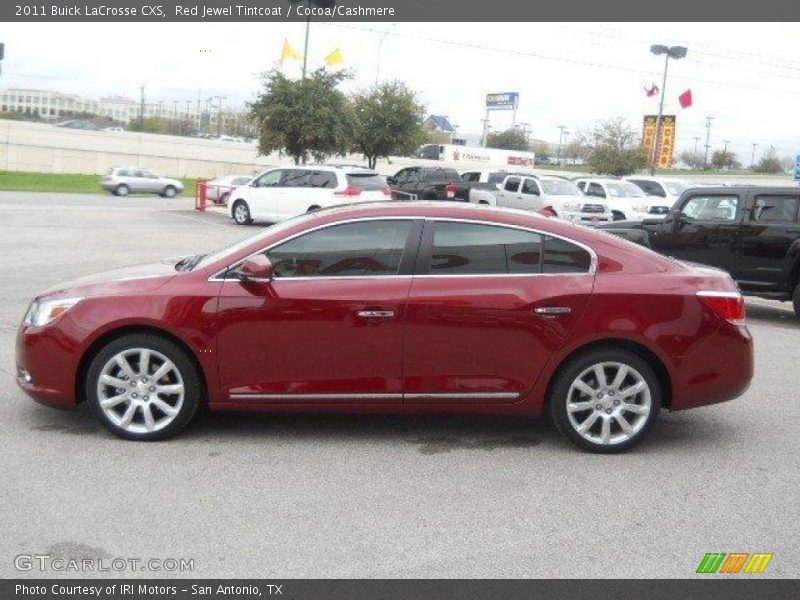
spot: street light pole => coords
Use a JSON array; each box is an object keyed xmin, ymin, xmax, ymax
[
  {"xmin": 649, "ymin": 44, "xmax": 687, "ymax": 175},
  {"xmin": 751, "ymin": 143, "xmax": 758, "ymax": 169},
  {"xmin": 703, "ymin": 115, "xmax": 714, "ymax": 169}
]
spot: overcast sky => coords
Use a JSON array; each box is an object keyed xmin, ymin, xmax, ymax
[{"xmin": 2, "ymin": 22, "xmax": 799, "ymax": 160}]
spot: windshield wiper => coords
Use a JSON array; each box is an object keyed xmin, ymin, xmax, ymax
[{"xmin": 174, "ymin": 254, "xmax": 206, "ymax": 272}]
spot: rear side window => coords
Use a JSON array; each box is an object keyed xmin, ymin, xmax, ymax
[
  {"xmin": 266, "ymin": 220, "xmax": 412, "ymax": 278},
  {"xmin": 428, "ymin": 222, "xmax": 593, "ymax": 275},
  {"xmin": 504, "ymin": 177, "xmax": 521, "ymax": 192},
  {"xmin": 681, "ymin": 195, "xmax": 740, "ymax": 221},
  {"xmin": 423, "ymin": 169, "xmax": 459, "ymax": 183},
  {"xmin": 346, "ymin": 173, "xmax": 386, "ymax": 191},
  {"xmin": 752, "ymin": 195, "xmax": 800, "ymax": 223},
  {"xmin": 281, "ymin": 170, "xmax": 311, "ymax": 187},
  {"xmin": 521, "ymin": 179, "xmax": 540, "ymax": 195},
  {"xmin": 308, "ymin": 171, "xmax": 337, "ymax": 188}
]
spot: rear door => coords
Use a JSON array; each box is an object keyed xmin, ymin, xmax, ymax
[
  {"xmin": 734, "ymin": 191, "xmax": 800, "ymax": 292},
  {"xmin": 402, "ymin": 219, "xmax": 594, "ymax": 402},
  {"xmin": 517, "ymin": 177, "xmax": 545, "ymax": 212},
  {"xmin": 650, "ymin": 191, "xmax": 744, "ymax": 269},
  {"xmin": 247, "ymin": 169, "xmax": 284, "ymax": 221}
]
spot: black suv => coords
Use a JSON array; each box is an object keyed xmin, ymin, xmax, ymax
[{"xmin": 596, "ymin": 186, "xmax": 800, "ymax": 316}]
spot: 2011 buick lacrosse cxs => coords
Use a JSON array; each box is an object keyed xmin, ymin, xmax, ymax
[{"xmin": 15, "ymin": 202, "xmax": 753, "ymax": 452}]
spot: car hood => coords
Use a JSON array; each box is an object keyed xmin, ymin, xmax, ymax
[{"xmin": 38, "ymin": 261, "xmax": 179, "ymax": 299}]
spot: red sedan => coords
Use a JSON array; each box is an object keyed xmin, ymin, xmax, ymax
[{"xmin": 15, "ymin": 203, "xmax": 753, "ymax": 452}]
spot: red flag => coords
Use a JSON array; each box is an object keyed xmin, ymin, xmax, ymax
[
  {"xmin": 679, "ymin": 89, "xmax": 693, "ymax": 108},
  {"xmin": 644, "ymin": 83, "xmax": 659, "ymax": 97}
]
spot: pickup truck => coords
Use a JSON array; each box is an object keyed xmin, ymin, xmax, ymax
[
  {"xmin": 387, "ymin": 166, "xmax": 470, "ymax": 201},
  {"xmin": 470, "ymin": 173, "xmax": 614, "ymax": 223},
  {"xmin": 595, "ymin": 185, "xmax": 800, "ymax": 316}
]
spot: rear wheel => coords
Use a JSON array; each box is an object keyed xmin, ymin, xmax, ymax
[
  {"xmin": 792, "ymin": 282, "xmax": 800, "ymax": 318},
  {"xmin": 232, "ymin": 200, "xmax": 252, "ymax": 225},
  {"xmin": 162, "ymin": 185, "xmax": 177, "ymax": 198},
  {"xmin": 85, "ymin": 334, "xmax": 202, "ymax": 441},
  {"xmin": 549, "ymin": 348, "xmax": 661, "ymax": 453},
  {"xmin": 115, "ymin": 184, "xmax": 130, "ymax": 197}
]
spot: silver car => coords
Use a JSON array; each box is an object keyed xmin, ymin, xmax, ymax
[
  {"xmin": 101, "ymin": 167, "xmax": 185, "ymax": 198},
  {"xmin": 204, "ymin": 174, "xmax": 253, "ymax": 204}
]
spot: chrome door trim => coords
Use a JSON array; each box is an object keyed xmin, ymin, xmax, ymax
[
  {"xmin": 403, "ymin": 392, "xmax": 520, "ymax": 400},
  {"xmin": 228, "ymin": 391, "xmax": 520, "ymax": 401}
]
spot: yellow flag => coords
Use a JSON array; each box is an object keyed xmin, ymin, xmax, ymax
[
  {"xmin": 280, "ymin": 39, "xmax": 303, "ymax": 65},
  {"xmin": 324, "ymin": 47, "xmax": 344, "ymax": 67}
]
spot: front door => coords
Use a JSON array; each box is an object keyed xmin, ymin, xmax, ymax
[
  {"xmin": 216, "ymin": 219, "xmax": 421, "ymax": 401},
  {"xmin": 650, "ymin": 192, "xmax": 743, "ymax": 270},
  {"xmin": 495, "ymin": 176, "xmax": 522, "ymax": 208},
  {"xmin": 402, "ymin": 220, "xmax": 594, "ymax": 402}
]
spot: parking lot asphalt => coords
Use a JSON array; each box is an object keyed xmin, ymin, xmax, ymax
[{"xmin": 0, "ymin": 191, "xmax": 798, "ymax": 579}]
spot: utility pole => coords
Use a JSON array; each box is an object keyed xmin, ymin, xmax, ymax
[
  {"xmin": 723, "ymin": 140, "xmax": 730, "ymax": 152},
  {"xmin": 301, "ymin": 11, "xmax": 311, "ymax": 79},
  {"xmin": 750, "ymin": 143, "xmax": 758, "ymax": 169},
  {"xmin": 480, "ymin": 110, "xmax": 490, "ymax": 148},
  {"xmin": 139, "ymin": 84, "xmax": 145, "ymax": 122},
  {"xmin": 693, "ymin": 136, "xmax": 700, "ymax": 166},
  {"xmin": 703, "ymin": 116, "xmax": 715, "ymax": 170},
  {"xmin": 214, "ymin": 95, "xmax": 227, "ymax": 135},
  {"xmin": 375, "ymin": 23, "xmax": 396, "ymax": 84},
  {"xmin": 557, "ymin": 125, "xmax": 568, "ymax": 166}
]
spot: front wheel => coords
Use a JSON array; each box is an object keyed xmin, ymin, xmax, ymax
[
  {"xmin": 549, "ymin": 348, "xmax": 661, "ymax": 453},
  {"xmin": 611, "ymin": 210, "xmax": 626, "ymax": 221},
  {"xmin": 232, "ymin": 200, "xmax": 252, "ymax": 225},
  {"xmin": 162, "ymin": 185, "xmax": 177, "ymax": 198},
  {"xmin": 115, "ymin": 184, "xmax": 130, "ymax": 197},
  {"xmin": 85, "ymin": 334, "xmax": 202, "ymax": 441}
]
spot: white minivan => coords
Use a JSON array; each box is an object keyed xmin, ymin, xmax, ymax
[{"xmin": 229, "ymin": 165, "xmax": 391, "ymax": 225}]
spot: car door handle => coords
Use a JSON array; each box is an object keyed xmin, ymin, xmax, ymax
[
  {"xmin": 534, "ymin": 306, "xmax": 572, "ymax": 316},
  {"xmin": 356, "ymin": 310, "xmax": 395, "ymax": 319}
]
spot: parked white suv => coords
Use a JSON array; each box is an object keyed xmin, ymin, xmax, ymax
[
  {"xmin": 573, "ymin": 178, "xmax": 653, "ymax": 221},
  {"xmin": 229, "ymin": 165, "xmax": 391, "ymax": 225},
  {"xmin": 472, "ymin": 174, "xmax": 613, "ymax": 223},
  {"xmin": 624, "ymin": 176, "xmax": 692, "ymax": 215}
]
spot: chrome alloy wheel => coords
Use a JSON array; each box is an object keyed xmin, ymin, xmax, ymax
[
  {"xmin": 96, "ymin": 348, "xmax": 185, "ymax": 434},
  {"xmin": 233, "ymin": 202, "xmax": 249, "ymax": 224},
  {"xmin": 565, "ymin": 361, "xmax": 652, "ymax": 446}
]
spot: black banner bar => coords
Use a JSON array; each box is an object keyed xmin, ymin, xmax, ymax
[
  {"xmin": 4, "ymin": 0, "xmax": 800, "ymax": 22},
  {"xmin": 3, "ymin": 579, "xmax": 800, "ymax": 600}
]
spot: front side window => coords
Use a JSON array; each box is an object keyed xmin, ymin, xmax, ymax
[
  {"xmin": 682, "ymin": 195, "xmax": 741, "ymax": 221},
  {"xmin": 255, "ymin": 170, "xmax": 282, "ymax": 187},
  {"xmin": 587, "ymin": 183, "xmax": 606, "ymax": 198},
  {"xmin": 521, "ymin": 179, "xmax": 541, "ymax": 195},
  {"xmin": 752, "ymin": 195, "xmax": 800, "ymax": 223},
  {"xmin": 265, "ymin": 220, "xmax": 412, "ymax": 278}
]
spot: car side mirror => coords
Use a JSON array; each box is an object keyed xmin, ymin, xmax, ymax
[{"xmin": 237, "ymin": 255, "xmax": 273, "ymax": 283}]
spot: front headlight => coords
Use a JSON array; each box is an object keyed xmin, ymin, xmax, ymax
[{"xmin": 23, "ymin": 297, "xmax": 83, "ymax": 327}]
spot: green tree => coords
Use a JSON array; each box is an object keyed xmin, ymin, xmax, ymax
[
  {"xmin": 352, "ymin": 81, "xmax": 425, "ymax": 169},
  {"xmin": 754, "ymin": 147, "xmax": 783, "ymax": 174},
  {"xmin": 711, "ymin": 149, "xmax": 739, "ymax": 170},
  {"xmin": 250, "ymin": 68, "xmax": 353, "ymax": 165},
  {"xmin": 584, "ymin": 117, "xmax": 647, "ymax": 176},
  {"xmin": 422, "ymin": 129, "xmax": 452, "ymax": 145},
  {"xmin": 486, "ymin": 128, "xmax": 529, "ymax": 151}
]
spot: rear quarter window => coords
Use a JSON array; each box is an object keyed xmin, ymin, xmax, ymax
[
  {"xmin": 346, "ymin": 173, "xmax": 386, "ymax": 191},
  {"xmin": 423, "ymin": 169, "xmax": 459, "ymax": 183}
]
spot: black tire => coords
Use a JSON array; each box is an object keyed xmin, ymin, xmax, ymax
[
  {"xmin": 115, "ymin": 184, "xmax": 130, "ymax": 197},
  {"xmin": 549, "ymin": 348, "xmax": 661, "ymax": 453},
  {"xmin": 219, "ymin": 192, "xmax": 230, "ymax": 205},
  {"xmin": 232, "ymin": 200, "xmax": 253, "ymax": 225},
  {"xmin": 793, "ymin": 282, "xmax": 800, "ymax": 318},
  {"xmin": 478, "ymin": 200, "xmax": 490, "ymax": 205},
  {"xmin": 307, "ymin": 205, "xmax": 321, "ymax": 213},
  {"xmin": 85, "ymin": 333, "xmax": 202, "ymax": 441},
  {"xmin": 611, "ymin": 210, "xmax": 626, "ymax": 221},
  {"xmin": 162, "ymin": 185, "xmax": 177, "ymax": 198}
]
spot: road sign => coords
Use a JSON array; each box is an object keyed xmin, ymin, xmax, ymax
[{"xmin": 486, "ymin": 92, "xmax": 519, "ymax": 110}]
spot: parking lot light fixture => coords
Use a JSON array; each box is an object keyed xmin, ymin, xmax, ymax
[{"xmin": 649, "ymin": 44, "xmax": 688, "ymax": 175}]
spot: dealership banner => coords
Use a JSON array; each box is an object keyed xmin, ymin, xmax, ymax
[
  {"xmin": 643, "ymin": 114, "xmax": 676, "ymax": 169},
  {"xmin": 4, "ymin": 0, "xmax": 800, "ymax": 21},
  {"xmin": 3, "ymin": 579, "xmax": 800, "ymax": 599}
]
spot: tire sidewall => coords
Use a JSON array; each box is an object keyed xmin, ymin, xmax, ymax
[
  {"xmin": 163, "ymin": 185, "xmax": 177, "ymax": 198},
  {"xmin": 116, "ymin": 184, "xmax": 130, "ymax": 197},
  {"xmin": 549, "ymin": 348, "xmax": 661, "ymax": 453},
  {"xmin": 232, "ymin": 200, "xmax": 251, "ymax": 225},
  {"xmin": 85, "ymin": 334, "xmax": 202, "ymax": 441}
]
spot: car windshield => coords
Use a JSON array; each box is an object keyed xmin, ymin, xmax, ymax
[
  {"xmin": 190, "ymin": 212, "xmax": 319, "ymax": 271},
  {"xmin": 605, "ymin": 182, "xmax": 646, "ymax": 198},
  {"xmin": 541, "ymin": 180, "xmax": 582, "ymax": 195},
  {"xmin": 664, "ymin": 181, "xmax": 690, "ymax": 195}
]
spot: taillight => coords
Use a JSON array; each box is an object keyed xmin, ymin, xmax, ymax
[
  {"xmin": 538, "ymin": 205, "xmax": 557, "ymax": 218},
  {"xmin": 382, "ymin": 185, "xmax": 392, "ymax": 197},
  {"xmin": 445, "ymin": 182, "xmax": 457, "ymax": 198},
  {"xmin": 335, "ymin": 186, "xmax": 362, "ymax": 197},
  {"xmin": 697, "ymin": 291, "xmax": 745, "ymax": 325}
]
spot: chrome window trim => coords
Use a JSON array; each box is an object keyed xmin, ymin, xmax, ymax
[
  {"xmin": 229, "ymin": 392, "xmax": 519, "ymax": 401},
  {"xmin": 208, "ymin": 215, "xmax": 598, "ymax": 282}
]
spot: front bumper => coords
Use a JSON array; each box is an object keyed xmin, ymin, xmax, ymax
[
  {"xmin": 15, "ymin": 322, "xmax": 82, "ymax": 409},
  {"xmin": 563, "ymin": 211, "xmax": 613, "ymax": 223}
]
